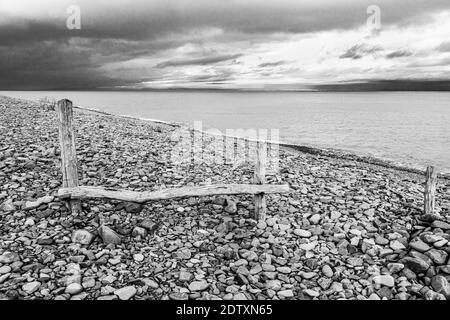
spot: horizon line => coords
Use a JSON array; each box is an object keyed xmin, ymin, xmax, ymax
[{"xmin": 2, "ymin": 79, "xmax": 450, "ymax": 92}]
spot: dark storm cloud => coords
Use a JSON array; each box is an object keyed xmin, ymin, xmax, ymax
[
  {"xmin": 340, "ymin": 44, "xmax": 383, "ymax": 60},
  {"xmin": 1, "ymin": 0, "xmax": 450, "ymax": 89},
  {"xmin": 156, "ymin": 54, "xmax": 243, "ymax": 68},
  {"xmin": 0, "ymin": 20, "xmax": 67, "ymax": 46},
  {"xmin": 437, "ymin": 41, "xmax": 450, "ymax": 52},
  {"xmin": 386, "ymin": 50, "xmax": 413, "ymax": 59},
  {"xmin": 3, "ymin": 0, "xmax": 450, "ymax": 45},
  {"xmin": 190, "ymin": 70, "xmax": 235, "ymax": 83},
  {"xmin": 0, "ymin": 40, "xmax": 129, "ymax": 89},
  {"xmin": 258, "ymin": 61, "xmax": 286, "ymax": 68}
]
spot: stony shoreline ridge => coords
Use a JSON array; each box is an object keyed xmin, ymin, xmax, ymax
[{"xmin": 0, "ymin": 95, "xmax": 449, "ymax": 300}]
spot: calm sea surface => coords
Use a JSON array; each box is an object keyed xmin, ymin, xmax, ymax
[{"xmin": 2, "ymin": 90, "xmax": 450, "ymax": 173}]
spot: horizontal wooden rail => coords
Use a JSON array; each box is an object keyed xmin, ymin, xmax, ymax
[{"xmin": 58, "ymin": 184, "xmax": 291, "ymax": 203}]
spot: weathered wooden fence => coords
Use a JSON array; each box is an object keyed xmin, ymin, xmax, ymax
[
  {"xmin": 55, "ymin": 99, "xmax": 442, "ymax": 221},
  {"xmin": 55, "ymin": 99, "xmax": 290, "ymax": 220}
]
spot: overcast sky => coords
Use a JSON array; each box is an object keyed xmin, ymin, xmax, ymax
[{"xmin": 1, "ymin": 0, "xmax": 450, "ymax": 90}]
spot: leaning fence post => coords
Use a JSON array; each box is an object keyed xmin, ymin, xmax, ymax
[
  {"xmin": 57, "ymin": 99, "xmax": 81, "ymax": 216},
  {"xmin": 424, "ymin": 166, "xmax": 437, "ymax": 217},
  {"xmin": 254, "ymin": 141, "xmax": 267, "ymax": 220}
]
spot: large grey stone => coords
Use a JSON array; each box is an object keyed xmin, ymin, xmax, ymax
[
  {"xmin": 278, "ymin": 289, "xmax": 294, "ymax": 298},
  {"xmin": 322, "ymin": 265, "xmax": 334, "ymax": 278},
  {"xmin": 98, "ymin": 225, "xmax": 121, "ymax": 245},
  {"xmin": 0, "ymin": 199, "xmax": 15, "ymax": 212},
  {"xmin": 189, "ymin": 280, "xmax": 209, "ymax": 291},
  {"xmin": 0, "ymin": 252, "xmax": 20, "ymax": 264},
  {"xmin": 22, "ymin": 281, "xmax": 41, "ymax": 294},
  {"xmin": 373, "ymin": 275, "xmax": 395, "ymax": 287},
  {"xmin": 266, "ymin": 280, "xmax": 281, "ymax": 291},
  {"xmin": 431, "ymin": 275, "xmax": 450, "ymax": 298},
  {"xmin": 409, "ymin": 239, "xmax": 431, "ymax": 253},
  {"xmin": 0, "ymin": 266, "xmax": 11, "ymax": 274},
  {"xmin": 233, "ymin": 293, "xmax": 248, "ymax": 300},
  {"xmin": 23, "ymin": 195, "xmax": 53, "ymax": 210},
  {"xmin": 65, "ymin": 283, "xmax": 83, "ymax": 295},
  {"xmin": 124, "ymin": 202, "xmax": 143, "ymax": 213},
  {"xmin": 431, "ymin": 221, "xmax": 450, "ymax": 230},
  {"xmin": 387, "ymin": 263, "xmax": 404, "ymax": 273},
  {"xmin": 390, "ymin": 240, "xmax": 406, "ymax": 251},
  {"xmin": 224, "ymin": 198, "xmax": 237, "ymax": 214},
  {"xmin": 142, "ymin": 278, "xmax": 159, "ymax": 289},
  {"xmin": 179, "ymin": 271, "xmax": 193, "ymax": 282},
  {"xmin": 177, "ymin": 249, "xmax": 192, "ymax": 260},
  {"xmin": 169, "ymin": 292, "xmax": 189, "ymax": 300},
  {"xmin": 294, "ymin": 229, "xmax": 312, "ymax": 238},
  {"xmin": 309, "ymin": 214, "xmax": 321, "ymax": 224},
  {"xmin": 402, "ymin": 257, "xmax": 430, "ymax": 273},
  {"xmin": 114, "ymin": 286, "xmax": 137, "ymax": 300},
  {"xmin": 140, "ymin": 219, "xmax": 158, "ymax": 232},
  {"xmin": 426, "ymin": 249, "xmax": 448, "ymax": 265},
  {"xmin": 71, "ymin": 230, "xmax": 95, "ymax": 245},
  {"xmin": 131, "ymin": 226, "xmax": 147, "ymax": 238}
]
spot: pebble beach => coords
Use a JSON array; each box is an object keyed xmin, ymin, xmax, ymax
[{"xmin": 0, "ymin": 95, "xmax": 449, "ymax": 300}]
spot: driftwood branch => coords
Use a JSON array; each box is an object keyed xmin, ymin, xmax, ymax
[{"xmin": 58, "ymin": 184, "xmax": 291, "ymax": 203}]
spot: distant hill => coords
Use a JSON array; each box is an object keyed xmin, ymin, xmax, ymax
[{"xmin": 310, "ymin": 80, "xmax": 450, "ymax": 92}]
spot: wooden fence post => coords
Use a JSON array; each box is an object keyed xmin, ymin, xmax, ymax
[
  {"xmin": 57, "ymin": 99, "xmax": 81, "ymax": 216},
  {"xmin": 254, "ymin": 141, "xmax": 266, "ymax": 220},
  {"xmin": 424, "ymin": 166, "xmax": 437, "ymax": 217}
]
